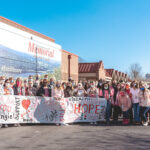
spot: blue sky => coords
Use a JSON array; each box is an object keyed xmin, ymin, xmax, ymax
[{"xmin": 0, "ymin": 0, "xmax": 150, "ymax": 74}]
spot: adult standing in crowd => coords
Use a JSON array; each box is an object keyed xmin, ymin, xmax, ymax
[
  {"xmin": 75, "ymin": 83, "xmax": 87, "ymax": 97},
  {"xmin": 52, "ymin": 81, "xmax": 64, "ymax": 100},
  {"xmin": 37, "ymin": 79, "xmax": 51, "ymax": 97},
  {"xmin": 118, "ymin": 88, "xmax": 131, "ymax": 125},
  {"xmin": 87, "ymin": 81, "xmax": 99, "ymax": 125},
  {"xmin": 26, "ymin": 80, "xmax": 37, "ymax": 96},
  {"xmin": 139, "ymin": 83, "xmax": 150, "ymax": 126},
  {"xmin": 49, "ymin": 77, "xmax": 55, "ymax": 90},
  {"xmin": 22, "ymin": 79, "xmax": 28, "ymax": 96},
  {"xmin": 87, "ymin": 82, "xmax": 98, "ymax": 98},
  {"xmin": 13, "ymin": 78, "xmax": 23, "ymax": 96},
  {"xmin": 111, "ymin": 81, "xmax": 121, "ymax": 124},
  {"xmin": 64, "ymin": 82, "xmax": 74, "ymax": 97},
  {"xmin": 102, "ymin": 82, "xmax": 112, "ymax": 125},
  {"xmin": 130, "ymin": 82, "xmax": 140, "ymax": 124},
  {"xmin": 34, "ymin": 74, "xmax": 40, "ymax": 90},
  {"xmin": 97, "ymin": 79, "xmax": 103, "ymax": 98}
]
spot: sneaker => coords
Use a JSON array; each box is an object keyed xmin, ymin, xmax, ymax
[
  {"xmin": 18, "ymin": 124, "xmax": 21, "ymax": 127},
  {"xmin": 4, "ymin": 124, "xmax": 8, "ymax": 128},
  {"xmin": 143, "ymin": 122, "xmax": 148, "ymax": 126},
  {"xmin": 61, "ymin": 123, "xmax": 69, "ymax": 126},
  {"xmin": 90, "ymin": 122, "xmax": 93, "ymax": 125},
  {"xmin": 14, "ymin": 124, "xmax": 21, "ymax": 127},
  {"xmin": 94, "ymin": 122, "xmax": 97, "ymax": 125},
  {"xmin": 56, "ymin": 123, "xmax": 60, "ymax": 126}
]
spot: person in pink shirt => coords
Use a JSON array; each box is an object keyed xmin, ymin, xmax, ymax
[
  {"xmin": 13, "ymin": 78, "xmax": 23, "ymax": 95},
  {"xmin": 130, "ymin": 82, "xmax": 140, "ymax": 124},
  {"xmin": 52, "ymin": 81, "xmax": 64, "ymax": 100},
  {"xmin": 97, "ymin": 79, "xmax": 103, "ymax": 98},
  {"xmin": 111, "ymin": 82, "xmax": 122, "ymax": 124},
  {"xmin": 139, "ymin": 83, "xmax": 150, "ymax": 126},
  {"xmin": 125, "ymin": 83, "xmax": 133, "ymax": 124},
  {"xmin": 118, "ymin": 89, "xmax": 132, "ymax": 125}
]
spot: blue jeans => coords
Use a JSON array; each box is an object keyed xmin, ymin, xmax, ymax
[
  {"xmin": 123, "ymin": 110, "xmax": 129, "ymax": 119},
  {"xmin": 133, "ymin": 103, "xmax": 140, "ymax": 122},
  {"xmin": 143, "ymin": 107, "xmax": 150, "ymax": 122},
  {"xmin": 106, "ymin": 100, "xmax": 111, "ymax": 122}
]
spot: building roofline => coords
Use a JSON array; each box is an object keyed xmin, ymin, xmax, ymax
[
  {"xmin": 105, "ymin": 69, "xmax": 114, "ymax": 71},
  {"xmin": 79, "ymin": 61, "xmax": 103, "ymax": 64},
  {"xmin": 0, "ymin": 16, "xmax": 55, "ymax": 43},
  {"xmin": 79, "ymin": 62, "xmax": 98, "ymax": 65},
  {"xmin": 62, "ymin": 49, "xmax": 78, "ymax": 57}
]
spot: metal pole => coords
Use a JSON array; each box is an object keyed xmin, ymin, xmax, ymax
[{"xmin": 36, "ymin": 47, "xmax": 38, "ymax": 75}]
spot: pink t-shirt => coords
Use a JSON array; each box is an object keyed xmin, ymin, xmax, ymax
[
  {"xmin": 104, "ymin": 90, "xmax": 110, "ymax": 100},
  {"xmin": 130, "ymin": 88, "xmax": 140, "ymax": 103},
  {"xmin": 99, "ymin": 89, "xmax": 103, "ymax": 97},
  {"xmin": 44, "ymin": 88, "xmax": 49, "ymax": 97}
]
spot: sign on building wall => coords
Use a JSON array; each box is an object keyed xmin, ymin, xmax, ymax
[
  {"xmin": 0, "ymin": 22, "xmax": 62, "ymax": 79},
  {"xmin": 0, "ymin": 95, "xmax": 107, "ymax": 124}
]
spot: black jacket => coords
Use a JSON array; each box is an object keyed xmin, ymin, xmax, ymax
[{"xmin": 36, "ymin": 86, "xmax": 51, "ymax": 97}]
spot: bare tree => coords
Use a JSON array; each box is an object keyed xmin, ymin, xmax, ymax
[{"xmin": 129, "ymin": 63, "xmax": 142, "ymax": 80}]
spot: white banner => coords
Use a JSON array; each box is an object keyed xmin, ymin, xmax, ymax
[{"xmin": 0, "ymin": 95, "xmax": 107, "ymax": 124}]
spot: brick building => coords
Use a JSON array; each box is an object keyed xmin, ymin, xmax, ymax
[
  {"xmin": 79, "ymin": 61, "xmax": 128, "ymax": 82},
  {"xmin": 61, "ymin": 50, "xmax": 78, "ymax": 82},
  {"xmin": 79, "ymin": 61, "xmax": 105, "ymax": 81},
  {"xmin": 105, "ymin": 69, "xmax": 128, "ymax": 82},
  {"xmin": 0, "ymin": 16, "xmax": 79, "ymax": 82}
]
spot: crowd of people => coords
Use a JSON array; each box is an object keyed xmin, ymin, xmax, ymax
[{"xmin": 0, "ymin": 74, "xmax": 150, "ymax": 127}]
